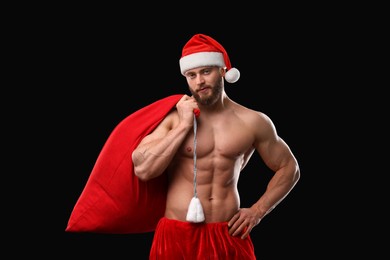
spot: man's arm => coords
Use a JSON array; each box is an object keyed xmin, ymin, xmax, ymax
[
  {"xmin": 228, "ymin": 112, "xmax": 300, "ymax": 238},
  {"xmin": 132, "ymin": 95, "xmax": 198, "ymax": 181},
  {"xmin": 252, "ymin": 136, "xmax": 300, "ymax": 218}
]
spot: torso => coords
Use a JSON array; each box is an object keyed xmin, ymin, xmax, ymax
[{"xmin": 164, "ymin": 102, "xmax": 258, "ymax": 222}]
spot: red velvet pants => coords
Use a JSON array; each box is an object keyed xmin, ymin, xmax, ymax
[{"xmin": 149, "ymin": 217, "xmax": 256, "ymax": 259}]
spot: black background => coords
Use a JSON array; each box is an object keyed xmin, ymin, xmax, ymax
[{"xmin": 11, "ymin": 7, "xmax": 382, "ymax": 259}]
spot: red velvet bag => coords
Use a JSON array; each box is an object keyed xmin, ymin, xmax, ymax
[{"xmin": 66, "ymin": 94, "xmax": 183, "ymax": 233}]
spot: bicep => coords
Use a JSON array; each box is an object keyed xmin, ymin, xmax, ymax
[
  {"xmin": 259, "ymin": 137, "xmax": 294, "ymax": 172},
  {"xmin": 254, "ymin": 115, "xmax": 294, "ymax": 172}
]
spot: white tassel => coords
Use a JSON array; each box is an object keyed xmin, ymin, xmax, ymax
[{"xmin": 186, "ymin": 197, "xmax": 205, "ymax": 223}]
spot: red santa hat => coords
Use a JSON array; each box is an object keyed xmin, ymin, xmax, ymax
[{"xmin": 179, "ymin": 34, "xmax": 240, "ymax": 83}]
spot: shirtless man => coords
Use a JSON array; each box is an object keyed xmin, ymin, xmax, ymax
[{"xmin": 132, "ymin": 34, "xmax": 300, "ymax": 259}]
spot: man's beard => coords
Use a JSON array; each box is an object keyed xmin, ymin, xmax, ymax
[{"xmin": 190, "ymin": 78, "xmax": 223, "ymax": 106}]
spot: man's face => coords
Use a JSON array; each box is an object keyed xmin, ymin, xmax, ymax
[{"xmin": 185, "ymin": 66, "xmax": 224, "ymax": 106}]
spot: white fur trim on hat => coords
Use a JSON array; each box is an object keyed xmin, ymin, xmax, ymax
[
  {"xmin": 179, "ymin": 52, "xmax": 240, "ymax": 83},
  {"xmin": 180, "ymin": 52, "xmax": 225, "ymax": 75}
]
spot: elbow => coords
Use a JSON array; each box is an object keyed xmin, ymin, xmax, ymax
[
  {"xmin": 132, "ymin": 151, "xmax": 151, "ymax": 181},
  {"xmin": 293, "ymin": 164, "xmax": 300, "ymax": 185},
  {"xmin": 132, "ymin": 150, "xmax": 167, "ymax": 181},
  {"xmin": 133, "ymin": 166, "xmax": 150, "ymax": 181}
]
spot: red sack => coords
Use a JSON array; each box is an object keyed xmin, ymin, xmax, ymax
[{"xmin": 66, "ymin": 94, "xmax": 183, "ymax": 233}]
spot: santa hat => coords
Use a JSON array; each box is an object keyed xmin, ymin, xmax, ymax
[{"xmin": 179, "ymin": 34, "xmax": 240, "ymax": 83}]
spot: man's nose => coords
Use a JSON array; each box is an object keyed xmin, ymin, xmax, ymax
[{"xmin": 195, "ymin": 74, "xmax": 205, "ymax": 84}]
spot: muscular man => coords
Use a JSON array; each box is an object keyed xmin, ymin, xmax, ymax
[{"xmin": 132, "ymin": 34, "xmax": 300, "ymax": 259}]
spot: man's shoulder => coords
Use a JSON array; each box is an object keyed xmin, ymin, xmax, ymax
[{"xmin": 232, "ymin": 102, "xmax": 266, "ymax": 119}]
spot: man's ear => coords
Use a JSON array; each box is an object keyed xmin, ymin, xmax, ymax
[{"xmin": 220, "ymin": 67, "xmax": 226, "ymax": 77}]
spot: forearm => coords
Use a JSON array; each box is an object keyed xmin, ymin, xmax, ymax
[
  {"xmin": 132, "ymin": 123, "xmax": 191, "ymax": 181},
  {"xmin": 252, "ymin": 164, "xmax": 300, "ymax": 219}
]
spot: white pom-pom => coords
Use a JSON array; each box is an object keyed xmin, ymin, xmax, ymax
[
  {"xmin": 186, "ymin": 197, "xmax": 205, "ymax": 223},
  {"xmin": 224, "ymin": 68, "xmax": 240, "ymax": 83}
]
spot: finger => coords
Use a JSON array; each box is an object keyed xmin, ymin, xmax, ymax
[
  {"xmin": 228, "ymin": 212, "xmax": 240, "ymax": 228},
  {"xmin": 241, "ymin": 225, "xmax": 252, "ymax": 239},
  {"xmin": 229, "ymin": 218, "xmax": 245, "ymax": 236},
  {"xmin": 180, "ymin": 94, "xmax": 190, "ymax": 101}
]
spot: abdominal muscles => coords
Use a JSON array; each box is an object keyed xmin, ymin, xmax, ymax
[{"xmin": 164, "ymin": 159, "xmax": 240, "ymax": 223}]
